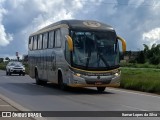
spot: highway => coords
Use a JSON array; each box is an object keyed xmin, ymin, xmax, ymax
[{"xmin": 0, "ymin": 70, "xmax": 160, "ymax": 120}]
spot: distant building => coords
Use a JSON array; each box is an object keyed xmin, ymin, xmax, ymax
[{"xmin": 123, "ymin": 51, "xmax": 139, "ymax": 62}]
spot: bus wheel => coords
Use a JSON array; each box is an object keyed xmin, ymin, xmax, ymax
[
  {"xmin": 97, "ymin": 87, "xmax": 106, "ymax": 92},
  {"xmin": 58, "ymin": 72, "xmax": 67, "ymax": 91}
]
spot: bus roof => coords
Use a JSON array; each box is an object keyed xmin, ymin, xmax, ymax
[{"xmin": 30, "ymin": 20, "xmax": 115, "ymax": 36}]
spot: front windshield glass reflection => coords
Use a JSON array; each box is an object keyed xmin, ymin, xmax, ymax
[{"xmin": 71, "ymin": 30, "xmax": 119, "ymax": 70}]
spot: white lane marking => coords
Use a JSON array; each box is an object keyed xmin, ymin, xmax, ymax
[
  {"xmin": 107, "ymin": 88, "xmax": 160, "ymax": 99},
  {"xmin": 121, "ymin": 104, "xmax": 149, "ymax": 111}
]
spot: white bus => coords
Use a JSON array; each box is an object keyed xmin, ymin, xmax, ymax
[{"xmin": 28, "ymin": 20, "xmax": 126, "ymax": 92}]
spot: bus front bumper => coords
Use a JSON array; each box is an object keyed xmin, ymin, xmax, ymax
[{"xmin": 68, "ymin": 73, "xmax": 121, "ymax": 88}]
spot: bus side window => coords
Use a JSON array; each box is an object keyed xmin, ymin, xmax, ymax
[
  {"xmin": 55, "ymin": 29, "xmax": 61, "ymax": 47},
  {"xmin": 65, "ymin": 41, "xmax": 71, "ymax": 64},
  {"xmin": 29, "ymin": 37, "xmax": 33, "ymax": 50},
  {"xmin": 48, "ymin": 31, "xmax": 54, "ymax": 48},
  {"xmin": 38, "ymin": 34, "xmax": 43, "ymax": 49},
  {"xmin": 43, "ymin": 32, "xmax": 48, "ymax": 49},
  {"xmin": 33, "ymin": 36, "xmax": 38, "ymax": 50}
]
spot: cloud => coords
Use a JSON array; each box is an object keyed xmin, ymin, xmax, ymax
[
  {"xmin": 0, "ymin": 0, "xmax": 87, "ymax": 57},
  {"xmin": 1, "ymin": 0, "xmax": 160, "ymax": 58},
  {"xmin": 0, "ymin": 1, "xmax": 13, "ymax": 46},
  {"xmin": 128, "ymin": 0, "xmax": 145, "ymax": 7},
  {"xmin": 0, "ymin": 24, "xmax": 13, "ymax": 46},
  {"xmin": 142, "ymin": 28, "xmax": 160, "ymax": 46}
]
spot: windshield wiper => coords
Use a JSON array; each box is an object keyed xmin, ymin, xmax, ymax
[{"xmin": 98, "ymin": 53, "xmax": 110, "ymax": 67}]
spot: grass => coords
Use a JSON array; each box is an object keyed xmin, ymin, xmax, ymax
[
  {"xmin": 0, "ymin": 62, "xmax": 7, "ymax": 70},
  {"xmin": 120, "ymin": 62, "xmax": 160, "ymax": 69},
  {"xmin": 120, "ymin": 68, "xmax": 160, "ymax": 93}
]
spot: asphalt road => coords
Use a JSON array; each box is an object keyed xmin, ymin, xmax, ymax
[{"xmin": 0, "ymin": 70, "xmax": 160, "ymax": 120}]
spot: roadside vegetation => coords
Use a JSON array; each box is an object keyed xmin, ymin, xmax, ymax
[
  {"xmin": 120, "ymin": 62, "xmax": 160, "ymax": 69},
  {"xmin": 0, "ymin": 62, "xmax": 7, "ymax": 70},
  {"xmin": 120, "ymin": 68, "xmax": 160, "ymax": 94},
  {"xmin": 120, "ymin": 43, "xmax": 160, "ymax": 93}
]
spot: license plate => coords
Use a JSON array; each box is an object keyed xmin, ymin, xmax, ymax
[
  {"xmin": 16, "ymin": 70, "xmax": 20, "ymax": 72},
  {"xmin": 95, "ymin": 81, "xmax": 102, "ymax": 85}
]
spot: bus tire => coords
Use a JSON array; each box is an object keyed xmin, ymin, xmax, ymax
[
  {"xmin": 97, "ymin": 87, "xmax": 106, "ymax": 92},
  {"xmin": 58, "ymin": 71, "xmax": 67, "ymax": 91}
]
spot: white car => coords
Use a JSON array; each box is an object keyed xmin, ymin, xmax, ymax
[{"xmin": 6, "ymin": 61, "xmax": 25, "ymax": 76}]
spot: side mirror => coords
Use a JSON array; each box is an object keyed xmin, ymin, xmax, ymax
[
  {"xmin": 117, "ymin": 36, "xmax": 126, "ymax": 52},
  {"xmin": 65, "ymin": 35, "xmax": 73, "ymax": 51}
]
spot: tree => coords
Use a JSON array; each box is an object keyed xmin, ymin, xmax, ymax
[
  {"xmin": 0, "ymin": 58, "xmax": 4, "ymax": 63},
  {"xmin": 136, "ymin": 51, "xmax": 145, "ymax": 64},
  {"xmin": 5, "ymin": 57, "xmax": 10, "ymax": 61},
  {"xmin": 142, "ymin": 44, "xmax": 160, "ymax": 65}
]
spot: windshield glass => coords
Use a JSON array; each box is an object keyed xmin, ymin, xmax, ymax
[
  {"xmin": 71, "ymin": 30, "xmax": 119, "ymax": 70},
  {"xmin": 8, "ymin": 62, "xmax": 22, "ymax": 66}
]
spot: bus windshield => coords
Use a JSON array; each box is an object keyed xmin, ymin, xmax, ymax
[{"xmin": 71, "ymin": 30, "xmax": 119, "ymax": 70}]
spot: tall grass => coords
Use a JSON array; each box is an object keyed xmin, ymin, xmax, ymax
[
  {"xmin": 120, "ymin": 62, "xmax": 160, "ymax": 69},
  {"xmin": 120, "ymin": 68, "xmax": 160, "ymax": 93},
  {"xmin": 0, "ymin": 62, "xmax": 7, "ymax": 70}
]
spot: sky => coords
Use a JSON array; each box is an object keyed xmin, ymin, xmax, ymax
[{"xmin": 0, "ymin": 0, "xmax": 160, "ymax": 59}]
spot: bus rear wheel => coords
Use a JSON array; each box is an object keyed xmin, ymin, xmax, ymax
[
  {"xmin": 35, "ymin": 70, "xmax": 46, "ymax": 85},
  {"xmin": 97, "ymin": 87, "xmax": 106, "ymax": 92}
]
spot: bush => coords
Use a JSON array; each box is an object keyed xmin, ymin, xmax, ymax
[{"xmin": 0, "ymin": 63, "xmax": 7, "ymax": 70}]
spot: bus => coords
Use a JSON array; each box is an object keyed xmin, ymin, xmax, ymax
[{"xmin": 28, "ymin": 20, "xmax": 126, "ymax": 92}]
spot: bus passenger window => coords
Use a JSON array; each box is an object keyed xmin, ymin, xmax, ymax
[
  {"xmin": 38, "ymin": 34, "xmax": 43, "ymax": 49},
  {"xmin": 49, "ymin": 31, "xmax": 54, "ymax": 48},
  {"xmin": 55, "ymin": 29, "xmax": 61, "ymax": 47},
  {"xmin": 43, "ymin": 32, "xmax": 48, "ymax": 49},
  {"xmin": 33, "ymin": 36, "xmax": 38, "ymax": 50},
  {"xmin": 29, "ymin": 37, "xmax": 33, "ymax": 50}
]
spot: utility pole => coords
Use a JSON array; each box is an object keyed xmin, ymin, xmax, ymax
[{"xmin": 16, "ymin": 52, "xmax": 19, "ymax": 61}]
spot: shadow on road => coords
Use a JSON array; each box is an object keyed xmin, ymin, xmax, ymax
[{"xmin": 0, "ymin": 82, "xmax": 114, "ymax": 96}]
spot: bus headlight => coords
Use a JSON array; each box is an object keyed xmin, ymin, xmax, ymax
[
  {"xmin": 115, "ymin": 73, "xmax": 119, "ymax": 76},
  {"xmin": 74, "ymin": 73, "xmax": 81, "ymax": 77}
]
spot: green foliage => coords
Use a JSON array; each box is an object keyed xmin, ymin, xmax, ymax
[
  {"xmin": 128, "ymin": 44, "xmax": 160, "ymax": 65},
  {"xmin": 0, "ymin": 62, "xmax": 7, "ymax": 70},
  {"xmin": 136, "ymin": 51, "xmax": 145, "ymax": 64},
  {"xmin": 143, "ymin": 44, "xmax": 160, "ymax": 65},
  {"xmin": 120, "ymin": 62, "xmax": 160, "ymax": 69},
  {"xmin": 120, "ymin": 68, "xmax": 160, "ymax": 93},
  {"xmin": 0, "ymin": 58, "xmax": 4, "ymax": 63},
  {"xmin": 5, "ymin": 57, "xmax": 10, "ymax": 61}
]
